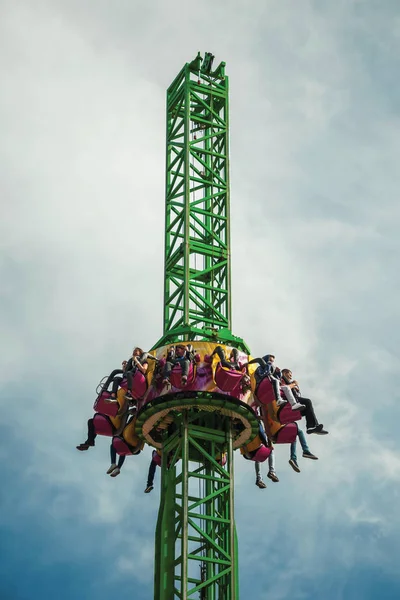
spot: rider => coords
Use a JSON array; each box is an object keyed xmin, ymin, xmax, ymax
[
  {"xmin": 249, "ymin": 354, "xmax": 303, "ymax": 411},
  {"xmin": 162, "ymin": 344, "xmax": 195, "ymax": 387},
  {"xmin": 103, "ymin": 347, "xmax": 148, "ymax": 402},
  {"xmin": 211, "ymin": 346, "xmax": 242, "ymax": 370},
  {"xmin": 281, "ymin": 368, "xmax": 328, "ymax": 435}
]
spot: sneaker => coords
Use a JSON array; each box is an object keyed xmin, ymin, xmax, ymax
[
  {"xmin": 76, "ymin": 443, "xmax": 89, "ymax": 451},
  {"xmin": 110, "ymin": 467, "xmax": 121, "ymax": 477},
  {"xmin": 289, "ymin": 458, "xmax": 301, "ymax": 473},
  {"xmin": 125, "ymin": 392, "xmax": 133, "ymax": 400},
  {"xmin": 255, "ymin": 478, "xmax": 267, "ymax": 489},
  {"xmin": 144, "ymin": 485, "xmax": 154, "ymax": 493},
  {"xmin": 276, "ymin": 398, "xmax": 286, "ymax": 406},
  {"xmin": 267, "ymin": 471, "xmax": 279, "ymax": 483},
  {"xmin": 291, "ymin": 402, "xmax": 304, "ymax": 411},
  {"xmin": 307, "ymin": 424, "xmax": 324, "ymax": 435},
  {"xmin": 106, "ymin": 463, "xmax": 117, "ymax": 474},
  {"xmin": 315, "ymin": 428, "xmax": 329, "ymax": 435},
  {"xmin": 181, "ymin": 375, "xmax": 188, "ymax": 385},
  {"xmin": 303, "ymin": 451, "xmax": 318, "ymax": 460},
  {"xmin": 162, "ymin": 378, "xmax": 171, "ymax": 388}
]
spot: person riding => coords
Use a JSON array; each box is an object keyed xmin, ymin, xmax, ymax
[
  {"xmin": 162, "ymin": 343, "xmax": 195, "ymax": 387},
  {"xmin": 76, "ymin": 405, "xmax": 133, "ymax": 453},
  {"xmin": 103, "ymin": 347, "xmax": 148, "ymax": 402},
  {"xmin": 211, "ymin": 346, "xmax": 242, "ymax": 371},
  {"xmin": 280, "ymin": 368, "xmax": 328, "ymax": 435},
  {"xmin": 248, "ymin": 354, "xmax": 303, "ymax": 411}
]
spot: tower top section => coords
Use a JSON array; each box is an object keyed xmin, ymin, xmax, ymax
[{"xmin": 153, "ymin": 52, "xmax": 248, "ymax": 353}]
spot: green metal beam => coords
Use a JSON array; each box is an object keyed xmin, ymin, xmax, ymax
[{"xmin": 154, "ymin": 410, "xmax": 239, "ymax": 600}]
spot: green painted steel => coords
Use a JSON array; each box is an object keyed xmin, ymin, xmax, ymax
[
  {"xmin": 152, "ymin": 52, "xmax": 245, "ymax": 599},
  {"xmin": 153, "ymin": 52, "xmax": 249, "ymax": 354},
  {"xmin": 154, "ymin": 411, "xmax": 239, "ymax": 600}
]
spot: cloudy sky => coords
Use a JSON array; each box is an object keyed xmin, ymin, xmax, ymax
[{"xmin": 1, "ymin": 0, "xmax": 400, "ymax": 598}]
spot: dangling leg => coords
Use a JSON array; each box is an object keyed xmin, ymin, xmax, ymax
[
  {"xmin": 281, "ymin": 385, "xmax": 304, "ymax": 411},
  {"xmin": 267, "ymin": 449, "xmax": 279, "ymax": 482},
  {"xmin": 145, "ymin": 457, "xmax": 157, "ymax": 493},
  {"xmin": 271, "ymin": 376, "xmax": 285, "ymax": 405},
  {"xmin": 255, "ymin": 461, "xmax": 267, "ymax": 488},
  {"xmin": 110, "ymin": 454, "xmax": 126, "ymax": 477},
  {"xmin": 109, "ymin": 376, "xmax": 123, "ymax": 400},
  {"xmin": 107, "ymin": 443, "xmax": 118, "ymax": 474},
  {"xmin": 102, "ymin": 369, "xmax": 124, "ymax": 393},
  {"xmin": 77, "ymin": 418, "xmax": 96, "ymax": 451},
  {"xmin": 162, "ymin": 360, "xmax": 174, "ymax": 387},
  {"xmin": 300, "ymin": 397, "xmax": 328, "ymax": 435},
  {"xmin": 125, "ymin": 369, "xmax": 134, "ymax": 399},
  {"xmin": 180, "ymin": 359, "xmax": 190, "ymax": 385},
  {"xmin": 298, "ymin": 429, "xmax": 318, "ymax": 460},
  {"xmin": 289, "ymin": 439, "xmax": 301, "ymax": 472}
]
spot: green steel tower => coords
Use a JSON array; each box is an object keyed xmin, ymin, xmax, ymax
[
  {"xmin": 138, "ymin": 53, "xmax": 258, "ymax": 600},
  {"xmin": 153, "ymin": 51, "xmax": 248, "ymax": 354}
]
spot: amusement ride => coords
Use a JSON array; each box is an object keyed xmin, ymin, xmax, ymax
[{"xmin": 77, "ymin": 51, "xmax": 328, "ymax": 600}]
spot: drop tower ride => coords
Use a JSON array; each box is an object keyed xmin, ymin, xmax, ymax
[{"xmin": 136, "ymin": 52, "xmax": 258, "ymax": 600}]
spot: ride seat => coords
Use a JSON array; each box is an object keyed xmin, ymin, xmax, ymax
[
  {"xmin": 119, "ymin": 369, "xmax": 148, "ymax": 399},
  {"xmin": 277, "ymin": 402, "xmax": 302, "ymax": 424},
  {"xmin": 170, "ymin": 362, "xmax": 196, "ymax": 389},
  {"xmin": 274, "ymin": 422, "xmax": 298, "ymax": 444},
  {"xmin": 255, "ymin": 377, "xmax": 277, "ymax": 405},
  {"xmin": 92, "ymin": 413, "xmax": 115, "ymax": 437},
  {"xmin": 214, "ymin": 362, "xmax": 244, "ymax": 394}
]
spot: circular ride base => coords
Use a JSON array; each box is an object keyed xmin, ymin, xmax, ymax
[{"xmin": 137, "ymin": 390, "xmax": 260, "ymax": 453}]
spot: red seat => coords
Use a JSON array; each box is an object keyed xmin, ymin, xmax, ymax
[
  {"xmin": 274, "ymin": 423, "xmax": 298, "ymax": 444},
  {"xmin": 111, "ymin": 436, "xmax": 142, "ymax": 457},
  {"xmin": 170, "ymin": 362, "xmax": 195, "ymax": 389},
  {"xmin": 92, "ymin": 413, "xmax": 114, "ymax": 437},
  {"xmin": 214, "ymin": 363, "xmax": 243, "ymax": 394},
  {"xmin": 119, "ymin": 370, "xmax": 148, "ymax": 399},
  {"xmin": 277, "ymin": 403, "xmax": 302, "ymax": 424},
  {"xmin": 255, "ymin": 377, "xmax": 276, "ymax": 405},
  {"xmin": 93, "ymin": 391, "xmax": 119, "ymax": 417},
  {"xmin": 252, "ymin": 445, "xmax": 272, "ymax": 462}
]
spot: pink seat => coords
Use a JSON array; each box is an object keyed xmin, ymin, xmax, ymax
[
  {"xmin": 93, "ymin": 391, "xmax": 118, "ymax": 417},
  {"xmin": 92, "ymin": 414, "xmax": 114, "ymax": 437},
  {"xmin": 170, "ymin": 362, "xmax": 195, "ymax": 389},
  {"xmin": 119, "ymin": 370, "xmax": 147, "ymax": 399},
  {"xmin": 274, "ymin": 423, "xmax": 298, "ymax": 444},
  {"xmin": 214, "ymin": 363, "xmax": 243, "ymax": 393},
  {"xmin": 255, "ymin": 378, "xmax": 276, "ymax": 405},
  {"xmin": 252, "ymin": 445, "xmax": 272, "ymax": 462},
  {"xmin": 112, "ymin": 436, "xmax": 134, "ymax": 456},
  {"xmin": 278, "ymin": 403, "xmax": 302, "ymax": 424}
]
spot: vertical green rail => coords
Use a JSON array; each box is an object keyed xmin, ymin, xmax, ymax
[{"xmin": 154, "ymin": 411, "xmax": 239, "ymax": 599}]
